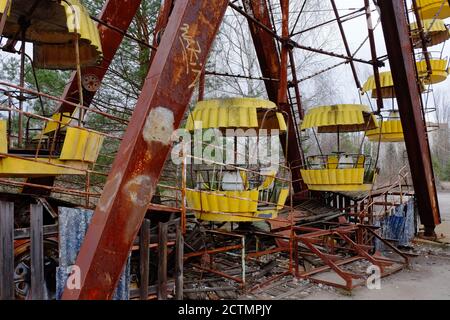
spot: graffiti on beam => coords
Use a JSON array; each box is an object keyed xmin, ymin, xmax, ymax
[{"xmin": 179, "ymin": 23, "xmax": 203, "ymax": 89}]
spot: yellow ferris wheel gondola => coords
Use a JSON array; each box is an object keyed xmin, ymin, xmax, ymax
[
  {"xmin": 415, "ymin": 0, "xmax": 450, "ymax": 20},
  {"xmin": 366, "ymin": 112, "xmax": 404, "ymax": 143},
  {"xmin": 300, "ymin": 104, "xmax": 378, "ymax": 192},
  {"xmin": 185, "ymin": 98, "xmax": 290, "ymax": 222},
  {"xmin": 0, "ymin": 0, "xmax": 102, "ymax": 69},
  {"xmin": 0, "ymin": 118, "xmax": 104, "ymax": 177},
  {"xmin": 362, "ymin": 71, "xmax": 425, "ymax": 99},
  {"xmin": 410, "ymin": 19, "xmax": 450, "ymax": 48}
]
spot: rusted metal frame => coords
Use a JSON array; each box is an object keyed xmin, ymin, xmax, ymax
[
  {"xmin": 294, "ymin": 225, "xmax": 406, "ymax": 291},
  {"xmin": 232, "ymin": 2, "xmax": 376, "ymax": 66},
  {"xmin": 62, "ymin": 0, "xmax": 229, "ymax": 300},
  {"xmin": 0, "ymin": 201, "xmax": 14, "ymax": 300},
  {"xmin": 184, "ymin": 244, "xmax": 243, "ymax": 259},
  {"xmin": 59, "ymin": 0, "xmax": 143, "ymax": 114},
  {"xmin": 148, "ymin": 0, "xmax": 174, "ymax": 65},
  {"xmin": 241, "ymin": 0, "xmax": 280, "ymax": 100},
  {"xmin": 362, "ymin": 226, "xmax": 409, "ymax": 265},
  {"xmin": 279, "ymin": 0, "xmax": 307, "ymax": 193},
  {"xmin": 310, "ymin": 277, "xmax": 355, "ymax": 291},
  {"xmin": 292, "ymin": 224, "xmax": 357, "ymax": 237},
  {"xmin": 205, "ymin": 70, "xmax": 279, "ymax": 82},
  {"xmin": 0, "ymin": 91, "xmax": 126, "ymax": 136},
  {"xmin": 288, "ymin": 49, "xmax": 304, "ymax": 120},
  {"xmin": 187, "ymin": 229, "xmax": 246, "ymax": 286},
  {"xmin": 278, "ymin": 0, "xmax": 289, "ymax": 106},
  {"xmin": 299, "ymin": 256, "xmax": 362, "ymax": 277},
  {"xmin": 0, "ymin": 178, "xmax": 102, "ymax": 200},
  {"xmin": 335, "ymin": 231, "xmax": 391, "ymax": 273},
  {"xmin": 411, "ymin": 0, "xmax": 433, "ymax": 77},
  {"xmin": 90, "ymin": 15, "xmax": 156, "ymax": 51},
  {"xmin": 296, "ymin": 224, "xmax": 409, "ymax": 289},
  {"xmin": 330, "ymin": 0, "xmax": 361, "ymax": 90},
  {"xmin": 296, "ymin": 236, "xmax": 361, "ymax": 288},
  {"xmin": 18, "ymin": 39, "xmax": 25, "ymax": 146},
  {"xmin": 364, "ymin": 0, "xmax": 383, "ymax": 112},
  {"xmin": 287, "ymin": 49, "xmax": 307, "ymax": 172},
  {"xmin": 378, "ymin": 1, "xmax": 440, "ymax": 236}
]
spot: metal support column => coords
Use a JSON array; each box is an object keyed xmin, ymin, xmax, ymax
[
  {"xmin": 378, "ymin": 0, "xmax": 440, "ymax": 235},
  {"xmin": 62, "ymin": 0, "xmax": 228, "ymax": 299}
]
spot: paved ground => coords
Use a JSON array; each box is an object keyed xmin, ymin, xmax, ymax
[
  {"xmin": 436, "ymin": 192, "xmax": 450, "ymax": 240},
  {"xmin": 243, "ymin": 192, "xmax": 450, "ymax": 300}
]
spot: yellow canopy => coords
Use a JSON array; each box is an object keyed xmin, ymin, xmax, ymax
[
  {"xmin": 366, "ymin": 113, "xmax": 404, "ymax": 143},
  {"xmin": 416, "ymin": 0, "xmax": 450, "ymax": 20},
  {"xmin": 0, "ymin": 0, "xmax": 102, "ymax": 69},
  {"xmin": 410, "ymin": 19, "xmax": 450, "ymax": 48},
  {"xmin": 416, "ymin": 58, "xmax": 449, "ymax": 84},
  {"xmin": 301, "ymin": 104, "xmax": 377, "ymax": 133},
  {"xmin": 185, "ymin": 98, "xmax": 287, "ymax": 131},
  {"xmin": 362, "ymin": 71, "xmax": 425, "ymax": 98}
]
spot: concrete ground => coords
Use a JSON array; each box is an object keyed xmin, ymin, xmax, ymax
[
  {"xmin": 243, "ymin": 192, "xmax": 450, "ymax": 300},
  {"xmin": 303, "ymin": 192, "xmax": 450, "ymax": 300}
]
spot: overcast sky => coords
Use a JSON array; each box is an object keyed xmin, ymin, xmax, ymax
[
  {"xmin": 1, "ymin": 0, "xmax": 449, "ymax": 115},
  {"xmin": 330, "ymin": 0, "xmax": 450, "ymax": 106}
]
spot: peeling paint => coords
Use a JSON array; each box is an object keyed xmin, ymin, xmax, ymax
[
  {"xmin": 142, "ymin": 106, "xmax": 174, "ymax": 145},
  {"xmin": 98, "ymin": 171, "xmax": 123, "ymax": 212},
  {"xmin": 123, "ymin": 175, "xmax": 154, "ymax": 207}
]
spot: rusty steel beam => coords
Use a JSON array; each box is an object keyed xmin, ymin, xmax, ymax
[
  {"xmin": 242, "ymin": 0, "xmax": 305, "ymax": 194},
  {"xmin": 231, "ymin": 2, "xmax": 377, "ymax": 66},
  {"xmin": 378, "ymin": 1, "xmax": 440, "ymax": 236},
  {"xmin": 277, "ymin": 0, "xmax": 289, "ymax": 105},
  {"xmin": 62, "ymin": 0, "xmax": 228, "ymax": 300},
  {"xmin": 242, "ymin": 0, "xmax": 280, "ymax": 100}
]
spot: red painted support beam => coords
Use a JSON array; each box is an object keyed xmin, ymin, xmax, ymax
[
  {"xmin": 242, "ymin": 0, "xmax": 306, "ymax": 194},
  {"xmin": 242, "ymin": 0, "xmax": 279, "ymax": 100},
  {"xmin": 62, "ymin": 0, "xmax": 228, "ymax": 299},
  {"xmin": 378, "ymin": 1, "xmax": 440, "ymax": 235},
  {"xmin": 149, "ymin": 0, "xmax": 174, "ymax": 66}
]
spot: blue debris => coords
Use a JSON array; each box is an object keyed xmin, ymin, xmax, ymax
[
  {"xmin": 380, "ymin": 198, "xmax": 416, "ymax": 248},
  {"xmin": 56, "ymin": 207, "xmax": 130, "ymax": 300}
]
